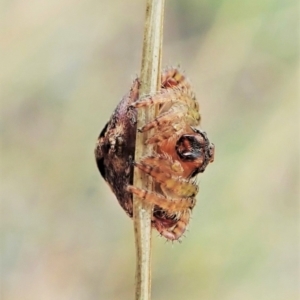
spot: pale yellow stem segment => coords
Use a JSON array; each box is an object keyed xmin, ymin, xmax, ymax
[{"xmin": 133, "ymin": 0, "xmax": 165, "ymax": 300}]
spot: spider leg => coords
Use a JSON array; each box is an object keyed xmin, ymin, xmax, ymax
[
  {"xmin": 155, "ymin": 210, "xmax": 191, "ymax": 241},
  {"xmin": 145, "ymin": 121, "xmax": 188, "ymax": 144},
  {"xmin": 130, "ymin": 89, "xmax": 179, "ymax": 109},
  {"xmin": 140, "ymin": 154, "xmax": 183, "ymax": 175},
  {"xmin": 127, "ymin": 185, "xmax": 195, "ymax": 211},
  {"xmin": 130, "ymin": 87, "xmax": 196, "ymax": 110},
  {"xmin": 145, "ymin": 128, "xmax": 177, "ymax": 144},
  {"xmin": 161, "ymin": 68, "xmax": 191, "ymax": 90},
  {"xmin": 133, "ymin": 161, "xmax": 198, "ymax": 198},
  {"xmin": 139, "ymin": 101, "xmax": 200, "ymax": 134},
  {"xmin": 138, "ymin": 105, "xmax": 188, "ymax": 133}
]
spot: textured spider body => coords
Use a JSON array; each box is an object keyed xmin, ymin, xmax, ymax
[{"xmin": 95, "ymin": 68, "xmax": 214, "ymax": 241}]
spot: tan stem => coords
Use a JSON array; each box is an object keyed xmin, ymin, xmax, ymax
[{"xmin": 133, "ymin": 0, "xmax": 165, "ymax": 299}]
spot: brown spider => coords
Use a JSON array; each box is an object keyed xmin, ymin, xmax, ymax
[{"xmin": 95, "ymin": 68, "xmax": 214, "ymax": 241}]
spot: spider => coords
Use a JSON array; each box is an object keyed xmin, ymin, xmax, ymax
[
  {"xmin": 127, "ymin": 68, "xmax": 214, "ymax": 240},
  {"xmin": 95, "ymin": 68, "xmax": 214, "ymax": 241}
]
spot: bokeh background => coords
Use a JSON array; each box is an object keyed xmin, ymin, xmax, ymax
[{"xmin": 1, "ymin": 0, "xmax": 299, "ymax": 299}]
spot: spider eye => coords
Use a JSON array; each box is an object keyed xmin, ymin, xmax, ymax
[
  {"xmin": 181, "ymin": 152, "xmax": 195, "ymax": 159},
  {"xmin": 175, "ymin": 130, "xmax": 214, "ymax": 177},
  {"xmin": 176, "ymin": 135, "xmax": 203, "ymax": 161}
]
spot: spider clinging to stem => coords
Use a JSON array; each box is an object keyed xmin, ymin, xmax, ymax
[
  {"xmin": 95, "ymin": 67, "xmax": 215, "ymax": 241},
  {"xmin": 127, "ymin": 68, "xmax": 215, "ymax": 240}
]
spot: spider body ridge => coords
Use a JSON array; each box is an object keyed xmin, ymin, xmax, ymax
[{"xmin": 95, "ymin": 67, "xmax": 215, "ymax": 241}]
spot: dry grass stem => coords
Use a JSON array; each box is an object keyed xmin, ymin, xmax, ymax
[{"xmin": 132, "ymin": 0, "xmax": 165, "ymax": 299}]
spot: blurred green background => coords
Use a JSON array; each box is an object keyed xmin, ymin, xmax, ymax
[{"xmin": 1, "ymin": 0, "xmax": 299, "ymax": 299}]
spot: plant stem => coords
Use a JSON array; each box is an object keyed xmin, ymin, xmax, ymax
[{"xmin": 133, "ymin": 0, "xmax": 165, "ymax": 299}]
